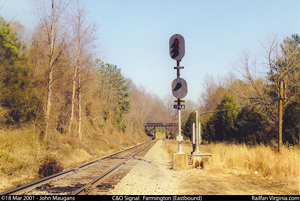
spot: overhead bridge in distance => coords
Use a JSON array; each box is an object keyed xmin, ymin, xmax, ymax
[
  {"xmin": 144, "ymin": 123, "xmax": 177, "ymax": 139},
  {"xmin": 144, "ymin": 123, "xmax": 177, "ymax": 127}
]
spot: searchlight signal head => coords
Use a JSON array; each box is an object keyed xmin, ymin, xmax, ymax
[{"xmin": 169, "ymin": 34, "xmax": 185, "ymax": 61}]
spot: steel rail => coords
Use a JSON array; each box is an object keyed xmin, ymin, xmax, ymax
[
  {"xmin": 71, "ymin": 140, "xmax": 156, "ymax": 195},
  {"xmin": 0, "ymin": 140, "xmax": 153, "ymax": 195}
]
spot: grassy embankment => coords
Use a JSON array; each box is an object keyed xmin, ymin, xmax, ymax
[
  {"xmin": 164, "ymin": 140, "xmax": 299, "ymax": 183},
  {"xmin": 0, "ymin": 126, "xmax": 149, "ymax": 192}
]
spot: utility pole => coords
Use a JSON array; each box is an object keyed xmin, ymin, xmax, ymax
[{"xmin": 278, "ymin": 81, "xmax": 283, "ymax": 154}]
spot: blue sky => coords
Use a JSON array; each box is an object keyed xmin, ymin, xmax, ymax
[{"xmin": 1, "ymin": 0, "xmax": 300, "ymax": 103}]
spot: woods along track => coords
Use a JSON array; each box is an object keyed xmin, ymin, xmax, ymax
[{"xmin": 0, "ymin": 140, "xmax": 156, "ymax": 195}]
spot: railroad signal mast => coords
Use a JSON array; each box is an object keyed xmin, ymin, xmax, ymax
[{"xmin": 169, "ymin": 34, "xmax": 187, "ymax": 153}]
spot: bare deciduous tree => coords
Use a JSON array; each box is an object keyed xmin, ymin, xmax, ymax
[
  {"xmin": 0, "ymin": 0, "xmax": 7, "ymax": 10},
  {"xmin": 33, "ymin": 0, "xmax": 71, "ymax": 139},
  {"xmin": 67, "ymin": 0, "xmax": 98, "ymax": 140},
  {"xmin": 233, "ymin": 51, "xmax": 267, "ymax": 101}
]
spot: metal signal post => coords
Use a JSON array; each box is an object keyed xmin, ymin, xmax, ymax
[{"xmin": 170, "ymin": 34, "xmax": 187, "ymax": 153}]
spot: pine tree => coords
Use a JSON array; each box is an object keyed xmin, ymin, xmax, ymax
[
  {"xmin": 202, "ymin": 113, "xmax": 216, "ymax": 143},
  {"xmin": 0, "ymin": 16, "xmax": 43, "ymax": 124},
  {"xmin": 184, "ymin": 111, "xmax": 196, "ymax": 140},
  {"xmin": 214, "ymin": 93, "xmax": 239, "ymax": 142},
  {"xmin": 267, "ymin": 34, "xmax": 300, "ymax": 100},
  {"xmin": 235, "ymin": 106, "xmax": 272, "ymax": 145},
  {"xmin": 96, "ymin": 62, "xmax": 130, "ymax": 131},
  {"xmin": 282, "ymin": 101, "xmax": 300, "ymax": 145}
]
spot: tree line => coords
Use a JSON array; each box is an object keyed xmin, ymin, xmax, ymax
[
  {"xmin": 186, "ymin": 34, "xmax": 300, "ymax": 146},
  {"xmin": 0, "ymin": 0, "xmax": 181, "ymax": 142},
  {"xmin": 1, "ymin": 0, "xmax": 298, "ymax": 147}
]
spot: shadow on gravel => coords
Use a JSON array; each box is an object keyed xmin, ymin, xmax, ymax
[
  {"xmin": 167, "ymin": 162, "xmax": 173, "ymax": 170},
  {"xmin": 133, "ymin": 157, "xmax": 152, "ymax": 163}
]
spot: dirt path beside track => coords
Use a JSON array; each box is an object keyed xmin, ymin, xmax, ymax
[{"xmin": 177, "ymin": 164, "xmax": 298, "ymax": 195}]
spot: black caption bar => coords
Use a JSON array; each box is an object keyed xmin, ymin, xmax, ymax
[{"xmin": 1, "ymin": 195, "xmax": 299, "ymax": 201}]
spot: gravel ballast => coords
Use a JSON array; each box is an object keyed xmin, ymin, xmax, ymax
[{"xmin": 108, "ymin": 140, "xmax": 180, "ymax": 195}]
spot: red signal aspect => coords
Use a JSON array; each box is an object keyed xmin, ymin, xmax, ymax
[{"xmin": 174, "ymin": 38, "xmax": 179, "ymax": 44}]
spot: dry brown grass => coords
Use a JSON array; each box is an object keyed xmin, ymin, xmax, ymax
[
  {"xmin": 0, "ymin": 125, "xmax": 149, "ymax": 192},
  {"xmin": 202, "ymin": 143, "xmax": 299, "ymax": 182},
  {"xmin": 0, "ymin": 129, "xmax": 42, "ymax": 191},
  {"xmin": 164, "ymin": 140, "xmax": 299, "ymax": 183},
  {"xmin": 163, "ymin": 139, "xmax": 299, "ymax": 194}
]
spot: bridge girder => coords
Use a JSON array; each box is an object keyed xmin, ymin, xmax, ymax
[{"xmin": 144, "ymin": 123, "xmax": 176, "ymax": 139}]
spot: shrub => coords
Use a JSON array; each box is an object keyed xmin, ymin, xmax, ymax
[{"xmin": 38, "ymin": 157, "xmax": 63, "ymax": 178}]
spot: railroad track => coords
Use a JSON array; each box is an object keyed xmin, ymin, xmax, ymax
[{"xmin": 0, "ymin": 140, "xmax": 157, "ymax": 195}]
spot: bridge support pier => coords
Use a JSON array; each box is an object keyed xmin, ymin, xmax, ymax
[{"xmin": 165, "ymin": 128, "xmax": 167, "ymax": 139}]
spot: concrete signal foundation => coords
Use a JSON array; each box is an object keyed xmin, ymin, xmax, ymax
[
  {"xmin": 192, "ymin": 153, "xmax": 212, "ymax": 169},
  {"xmin": 173, "ymin": 152, "xmax": 188, "ymax": 169}
]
